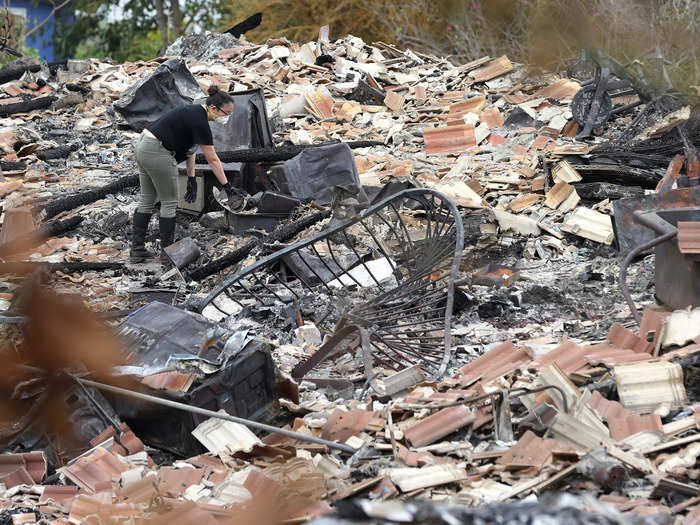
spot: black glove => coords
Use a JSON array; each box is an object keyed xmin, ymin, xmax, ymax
[
  {"xmin": 222, "ymin": 182, "xmax": 245, "ymax": 211},
  {"xmin": 184, "ymin": 177, "xmax": 197, "ymax": 203}
]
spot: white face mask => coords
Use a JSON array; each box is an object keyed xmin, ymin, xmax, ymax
[{"xmin": 215, "ymin": 115, "xmax": 229, "ymax": 124}]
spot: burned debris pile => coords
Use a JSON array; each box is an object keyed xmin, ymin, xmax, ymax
[{"xmin": 0, "ymin": 26, "xmax": 700, "ymax": 524}]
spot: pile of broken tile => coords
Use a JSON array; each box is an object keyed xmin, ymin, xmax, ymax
[{"xmin": 1, "ymin": 28, "xmax": 700, "ymax": 524}]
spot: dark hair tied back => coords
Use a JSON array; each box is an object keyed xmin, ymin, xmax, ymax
[{"xmin": 206, "ymin": 84, "xmax": 234, "ymax": 108}]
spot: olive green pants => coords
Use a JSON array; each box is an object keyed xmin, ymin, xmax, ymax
[{"xmin": 134, "ymin": 133, "xmax": 179, "ymax": 218}]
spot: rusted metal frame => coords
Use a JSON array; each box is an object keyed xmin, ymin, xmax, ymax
[
  {"xmin": 370, "ymin": 336, "xmax": 433, "ymax": 364},
  {"xmin": 306, "ymin": 242, "xmax": 345, "ymax": 288},
  {"xmin": 322, "ymin": 237, "xmax": 360, "ymax": 288},
  {"xmin": 250, "ymin": 272, "xmax": 287, "ymax": 303},
  {"xmin": 367, "ymin": 333, "xmax": 442, "ymax": 370},
  {"xmin": 375, "ymin": 336, "xmax": 446, "ymax": 351},
  {"xmin": 291, "ymin": 323, "xmax": 359, "ymax": 379},
  {"xmin": 342, "ymin": 229, "xmax": 386, "ymax": 290},
  {"xmin": 375, "ymin": 321, "xmax": 447, "ymax": 335},
  {"xmin": 294, "ymin": 244, "xmax": 337, "ymax": 294},
  {"xmin": 378, "ymin": 202, "xmax": 417, "ymax": 261},
  {"xmin": 374, "ymin": 341, "xmax": 445, "ymax": 364},
  {"xmin": 658, "ymin": 154, "xmax": 686, "ymax": 193},
  {"xmin": 239, "ymin": 272, "xmax": 276, "ymax": 306},
  {"xmin": 360, "ymin": 279, "xmax": 449, "ymax": 315},
  {"xmin": 359, "ymin": 298, "xmax": 448, "ymax": 324},
  {"xmin": 355, "ymin": 286, "xmax": 446, "ymax": 318},
  {"xmin": 431, "ymin": 200, "xmax": 452, "ymax": 242},
  {"xmin": 268, "ymin": 269, "xmax": 303, "ymax": 300},
  {"xmin": 364, "ymin": 261, "xmax": 453, "ymax": 309},
  {"xmin": 355, "ymin": 217, "xmax": 400, "ymax": 276},
  {"xmin": 198, "ymin": 188, "xmax": 464, "ymax": 380},
  {"xmin": 620, "ymin": 229, "xmax": 677, "ymax": 324}
]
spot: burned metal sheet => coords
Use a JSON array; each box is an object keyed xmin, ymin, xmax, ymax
[
  {"xmin": 613, "ymin": 186, "xmax": 700, "ymax": 254},
  {"xmin": 110, "ymin": 302, "xmax": 279, "ymax": 456},
  {"xmin": 113, "ymin": 59, "xmax": 203, "ymax": 132},
  {"xmin": 194, "ymin": 189, "xmax": 464, "ymax": 382}
]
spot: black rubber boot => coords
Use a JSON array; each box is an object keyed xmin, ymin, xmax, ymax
[
  {"xmin": 159, "ymin": 216, "xmax": 176, "ymax": 265},
  {"xmin": 129, "ymin": 211, "xmax": 154, "ymax": 263}
]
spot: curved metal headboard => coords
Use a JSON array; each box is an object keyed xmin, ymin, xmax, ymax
[{"xmin": 197, "ymin": 188, "xmax": 464, "ymax": 380}]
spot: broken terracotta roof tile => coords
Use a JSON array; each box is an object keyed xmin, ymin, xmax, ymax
[
  {"xmin": 60, "ymin": 447, "xmax": 127, "ymax": 494},
  {"xmin": 0, "ymin": 451, "xmax": 46, "ymax": 484},
  {"xmin": 496, "ymin": 430, "xmax": 560, "ymax": 470},
  {"xmin": 140, "ymin": 371, "xmax": 196, "ymax": 392},
  {"xmin": 321, "ymin": 409, "xmax": 378, "ymax": 442},
  {"xmin": 158, "ymin": 467, "xmax": 206, "ymax": 498},
  {"xmin": 468, "ymin": 55, "xmax": 514, "ymax": 83},
  {"xmin": 422, "ymin": 124, "xmax": 476, "ymax": 155},
  {"xmin": 606, "ymin": 322, "xmax": 652, "ymax": 353},
  {"xmin": 589, "ymin": 390, "xmax": 663, "ymax": 441},
  {"xmin": 479, "ymin": 106, "xmax": 504, "ymax": 128},
  {"xmin": 678, "ymin": 221, "xmax": 700, "ymax": 254},
  {"xmin": 403, "ymin": 405, "xmax": 476, "ymax": 447},
  {"xmin": 533, "ymin": 79, "xmax": 580, "ymax": 100},
  {"xmin": 532, "ymin": 340, "xmax": 587, "ymax": 374},
  {"xmin": 457, "ymin": 342, "xmax": 531, "ymax": 387}
]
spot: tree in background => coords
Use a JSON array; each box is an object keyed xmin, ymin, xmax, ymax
[
  {"xmin": 222, "ymin": 0, "xmax": 699, "ymax": 93},
  {"xmin": 54, "ymin": 0, "xmax": 225, "ymax": 62}
]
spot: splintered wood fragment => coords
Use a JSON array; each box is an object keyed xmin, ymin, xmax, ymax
[{"xmin": 551, "ymin": 160, "xmax": 582, "ymax": 183}]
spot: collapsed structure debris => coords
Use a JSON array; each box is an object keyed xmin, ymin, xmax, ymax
[{"xmin": 0, "ymin": 25, "xmax": 700, "ymax": 524}]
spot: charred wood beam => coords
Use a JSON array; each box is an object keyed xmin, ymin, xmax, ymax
[
  {"xmin": 571, "ymin": 164, "xmax": 662, "ymax": 189},
  {"xmin": 0, "ymin": 261, "xmax": 122, "ymax": 274},
  {"xmin": 0, "ymin": 96, "xmax": 57, "ymax": 117},
  {"xmin": 195, "ymin": 140, "xmax": 384, "ymax": 164},
  {"xmin": 188, "ymin": 210, "xmax": 331, "ymax": 281},
  {"xmin": 38, "ymin": 175, "xmax": 139, "ymax": 219},
  {"xmin": 0, "ymin": 160, "xmax": 26, "ymax": 172},
  {"xmin": 36, "ymin": 143, "xmax": 80, "ymax": 161},
  {"xmin": 0, "ymin": 62, "xmax": 41, "ymax": 85},
  {"xmin": 65, "ymin": 83, "xmax": 92, "ymax": 95},
  {"xmin": 573, "ymin": 182, "xmax": 646, "ymax": 201}
]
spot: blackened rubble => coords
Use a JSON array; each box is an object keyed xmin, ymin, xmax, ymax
[{"xmin": 0, "ymin": 27, "xmax": 699, "ymax": 524}]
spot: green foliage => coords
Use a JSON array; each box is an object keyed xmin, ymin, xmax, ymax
[{"xmin": 54, "ymin": 0, "xmax": 225, "ymax": 61}]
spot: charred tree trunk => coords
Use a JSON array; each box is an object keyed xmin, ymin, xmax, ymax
[
  {"xmin": 170, "ymin": 0, "xmax": 183, "ymax": 39},
  {"xmin": 0, "ymin": 261, "xmax": 122, "ymax": 274},
  {"xmin": 154, "ymin": 0, "xmax": 169, "ymax": 50},
  {"xmin": 0, "ymin": 96, "xmax": 57, "ymax": 117},
  {"xmin": 38, "ymin": 175, "xmax": 139, "ymax": 219},
  {"xmin": 0, "ymin": 62, "xmax": 41, "ymax": 85},
  {"xmin": 37, "ymin": 143, "xmax": 80, "ymax": 161}
]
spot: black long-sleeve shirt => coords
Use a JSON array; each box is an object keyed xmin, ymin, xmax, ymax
[{"xmin": 146, "ymin": 104, "xmax": 213, "ymax": 162}]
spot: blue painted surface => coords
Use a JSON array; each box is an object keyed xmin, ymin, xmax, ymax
[{"xmin": 9, "ymin": 0, "xmax": 63, "ymax": 61}]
